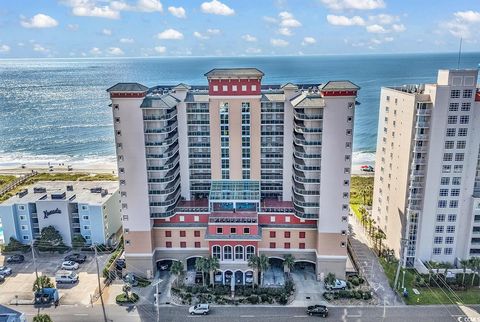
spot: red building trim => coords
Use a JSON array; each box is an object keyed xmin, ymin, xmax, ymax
[
  {"xmin": 258, "ymin": 214, "xmax": 316, "ymax": 225},
  {"xmin": 208, "ymin": 79, "xmax": 261, "ymax": 96},
  {"xmin": 110, "ymin": 92, "xmax": 146, "ymax": 98},
  {"xmin": 475, "ymin": 92, "xmax": 480, "ymax": 102},
  {"xmin": 321, "ymin": 90, "xmax": 357, "ymax": 97}
]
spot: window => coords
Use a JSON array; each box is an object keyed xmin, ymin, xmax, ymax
[
  {"xmin": 456, "ymin": 141, "xmax": 466, "ymax": 149},
  {"xmin": 194, "ymin": 230, "xmax": 200, "ymax": 237},
  {"xmin": 251, "ymin": 84, "xmax": 257, "ymax": 91},
  {"xmin": 116, "ymin": 130, "xmax": 122, "ymax": 136},
  {"xmin": 270, "ymin": 231, "xmax": 276, "ymax": 238},
  {"xmin": 122, "ymin": 203, "xmax": 128, "ymax": 209},
  {"xmin": 346, "ymin": 129, "xmax": 352, "ymax": 135},
  {"xmin": 195, "ymin": 242, "xmax": 201, "ymax": 248},
  {"xmin": 242, "ymin": 85, "xmax": 247, "ymax": 91},
  {"xmin": 458, "ymin": 128, "xmax": 468, "ymax": 136},
  {"xmin": 444, "ymin": 248, "xmax": 453, "ymax": 255},
  {"xmin": 434, "ymin": 236, "xmax": 443, "ymax": 244},
  {"xmin": 113, "ymin": 104, "xmax": 119, "ymax": 110},
  {"xmin": 284, "ymin": 242, "xmax": 291, "ymax": 249},
  {"xmin": 284, "ymin": 231, "xmax": 291, "ymax": 238},
  {"xmin": 463, "ymin": 89, "xmax": 473, "ymax": 98},
  {"xmin": 345, "ymin": 142, "xmax": 351, "ymax": 148},
  {"xmin": 444, "ymin": 141, "xmax": 454, "ymax": 149},
  {"xmin": 438, "ymin": 200, "xmax": 447, "ymax": 208},
  {"xmin": 213, "ymin": 245, "xmax": 221, "ymax": 259},
  {"xmin": 440, "ymin": 177, "xmax": 450, "ymax": 185},
  {"xmin": 299, "ymin": 242, "xmax": 305, "ymax": 249},
  {"xmin": 19, "ymin": 215, "xmax": 26, "ymax": 221},
  {"xmin": 23, "ymin": 235, "xmax": 29, "ymax": 240},
  {"xmin": 452, "ymin": 177, "xmax": 461, "ymax": 185},
  {"xmin": 439, "ymin": 189, "xmax": 448, "ymax": 197},
  {"xmin": 299, "ymin": 231, "xmax": 306, "ymax": 239},
  {"xmin": 224, "ymin": 246, "xmax": 232, "ymax": 260},
  {"xmin": 450, "ymin": 200, "xmax": 458, "ymax": 208},
  {"xmin": 269, "ymin": 242, "xmax": 276, "ymax": 249},
  {"xmin": 194, "ymin": 216, "xmax": 199, "ymax": 222},
  {"xmin": 213, "ymin": 85, "xmax": 218, "ymax": 92},
  {"xmin": 450, "ymin": 90, "xmax": 460, "ymax": 98},
  {"xmin": 455, "ymin": 153, "xmax": 464, "ymax": 162},
  {"xmin": 243, "ymin": 227, "xmax": 250, "ymax": 235},
  {"xmin": 180, "ymin": 242, "xmax": 186, "ymax": 248},
  {"xmin": 117, "ymin": 143, "xmax": 123, "ymax": 149},
  {"xmin": 435, "ymin": 225, "xmax": 444, "ymax": 233},
  {"xmin": 180, "ymin": 231, "xmax": 186, "ymax": 237},
  {"xmin": 446, "ymin": 226, "xmax": 455, "ymax": 233},
  {"xmin": 448, "ymin": 214, "xmax": 457, "ymax": 222},
  {"xmin": 442, "ymin": 165, "xmax": 451, "ymax": 173},
  {"xmin": 165, "ymin": 231, "xmax": 171, "ymax": 237},
  {"xmin": 217, "ymin": 227, "xmax": 223, "ymax": 234},
  {"xmin": 447, "ymin": 116, "xmax": 457, "ymax": 124},
  {"xmin": 343, "ymin": 180, "xmax": 349, "ymax": 186},
  {"xmin": 436, "ymin": 214, "xmax": 445, "ymax": 222},
  {"xmin": 450, "ymin": 189, "xmax": 460, "ymax": 197},
  {"xmin": 83, "ymin": 225, "xmax": 90, "ymax": 230},
  {"xmin": 235, "ymin": 245, "xmax": 244, "ymax": 260},
  {"xmin": 461, "ymin": 102, "xmax": 471, "ymax": 111},
  {"xmin": 446, "ymin": 128, "xmax": 456, "ymax": 137},
  {"xmin": 21, "ymin": 225, "xmax": 28, "ymax": 231},
  {"xmin": 443, "ymin": 153, "xmax": 453, "ymax": 162},
  {"xmin": 285, "ymin": 216, "xmax": 291, "ymax": 223},
  {"xmin": 433, "ymin": 248, "xmax": 442, "ymax": 255},
  {"xmin": 222, "ymin": 85, "xmax": 228, "ymax": 91},
  {"xmin": 179, "ymin": 216, "xmax": 185, "ymax": 222},
  {"xmin": 230, "ymin": 227, "xmax": 237, "ymax": 234},
  {"xmin": 121, "ymin": 191, "xmax": 127, "ymax": 197},
  {"xmin": 246, "ymin": 246, "xmax": 255, "ymax": 259},
  {"xmin": 459, "ymin": 115, "xmax": 469, "ymax": 124},
  {"xmin": 166, "ymin": 241, "xmax": 172, "ymax": 248},
  {"xmin": 232, "ymin": 85, "xmax": 237, "ymax": 91},
  {"xmin": 270, "ymin": 216, "xmax": 276, "ymax": 223},
  {"xmin": 449, "ymin": 103, "xmax": 459, "ymax": 111}
]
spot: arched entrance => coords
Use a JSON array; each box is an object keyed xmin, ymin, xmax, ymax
[
  {"xmin": 264, "ymin": 257, "xmax": 285, "ymax": 287},
  {"xmin": 156, "ymin": 259, "xmax": 174, "ymax": 271},
  {"xmin": 234, "ymin": 270, "xmax": 244, "ymax": 285},
  {"xmin": 224, "ymin": 270, "xmax": 233, "ymax": 285},
  {"xmin": 186, "ymin": 256, "xmax": 202, "ymax": 271}
]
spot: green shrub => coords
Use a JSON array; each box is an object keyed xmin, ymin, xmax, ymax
[
  {"xmin": 116, "ymin": 292, "xmax": 139, "ymax": 304},
  {"xmin": 2, "ymin": 237, "xmax": 30, "ymax": 253},
  {"xmin": 247, "ymin": 295, "xmax": 259, "ymax": 304},
  {"xmin": 277, "ymin": 293, "xmax": 288, "ymax": 305},
  {"xmin": 323, "ymin": 292, "xmax": 334, "ymax": 301},
  {"xmin": 363, "ymin": 291, "xmax": 372, "ymax": 300},
  {"xmin": 350, "ymin": 277, "xmax": 360, "ymax": 286},
  {"xmin": 354, "ymin": 291, "xmax": 362, "ymax": 300},
  {"xmin": 339, "ymin": 290, "xmax": 351, "ymax": 298},
  {"xmin": 358, "ymin": 276, "xmax": 365, "ymax": 284},
  {"xmin": 346, "ymin": 281, "xmax": 353, "ymax": 289}
]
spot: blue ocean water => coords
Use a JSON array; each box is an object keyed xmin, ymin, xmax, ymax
[{"xmin": 0, "ymin": 53, "xmax": 479, "ymax": 167}]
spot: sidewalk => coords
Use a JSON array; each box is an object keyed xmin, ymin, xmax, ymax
[{"xmin": 349, "ymin": 211, "xmax": 404, "ymax": 306}]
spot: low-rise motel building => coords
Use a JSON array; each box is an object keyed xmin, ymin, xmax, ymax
[{"xmin": 107, "ymin": 68, "xmax": 359, "ymax": 282}]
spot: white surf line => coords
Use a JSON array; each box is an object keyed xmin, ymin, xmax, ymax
[{"xmin": 240, "ymin": 315, "xmax": 255, "ymax": 318}]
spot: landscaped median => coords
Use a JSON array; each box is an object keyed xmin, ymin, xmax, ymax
[{"xmin": 380, "ymin": 257, "xmax": 480, "ymax": 305}]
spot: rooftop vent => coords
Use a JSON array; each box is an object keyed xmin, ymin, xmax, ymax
[
  {"xmin": 101, "ymin": 189, "xmax": 108, "ymax": 197},
  {"xmin": 33, "ymin": 187, "xmax": 46, "ymax": 193},
  {"xmin": 66, "ymin": 185, "xmax": 74, "ymax": 191},
  {"xmin": 90, "ymin": 187, "xmax": 102, "ymax": 193},
  {"xmin": 51, "ymin": 192, "xmax": 66, "ymax": 200},
  {"xmin": 18, "ymin": 189, "xmax": 28, "ymax": 198}
]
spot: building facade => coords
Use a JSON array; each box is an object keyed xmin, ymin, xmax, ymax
[
  {"xmin": 107, "ymin": 68, "xmax": 359, "ymax": 280},
  {"xmin": 373, "ymin": 69, "xmax": 480, "ymax": 268},
  {"xmin": 0, "ymin": 181, "xmax": 121, "ymax": 247}
]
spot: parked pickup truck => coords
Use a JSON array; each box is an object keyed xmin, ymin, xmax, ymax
[{"xmin": 325, "ymin": 279, "xmax": 347, "ymax": 290}]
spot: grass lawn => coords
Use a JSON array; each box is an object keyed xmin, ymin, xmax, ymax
[
  {"xmin": 349, "ymin": 176, "xmax": 374, "ymax": 221},
  {"xmin": 0, "ymin": 172, "xmax": 118, "ymax": 203},
  {"xmin": 379, "ymin": 258, "xmax": 480, "ymax": 305},
  {"xmin": 0, "ymin": 175, "xmax": 17, "ymax": 191},
  {"xmin": 350, "ymin": 204, "xmax": 363, "ymax": 222}
]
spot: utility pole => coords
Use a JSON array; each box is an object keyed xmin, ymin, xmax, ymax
[
  {"xmin": 94, "ymin": 245, "xmax": 108, "ymax": 322},
  {"xmin": 394, "ymin": 238, "xmax": 408, "ymax": 290},
  {"xmin": 31, "ymin": 241, "xmax": 39, "ymax": 284}
]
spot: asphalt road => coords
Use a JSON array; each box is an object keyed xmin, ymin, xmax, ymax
[{"xmin": 8, "ymin": 303, "xmax": 480, "ymax": 322}]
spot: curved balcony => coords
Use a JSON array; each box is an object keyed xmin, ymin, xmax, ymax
[
  {"xmin": 149, "ymin": 186, "xmax": 181, "ymax": 207},
  {"xmin": 150, "ymin": 200, "xmax": 179, "ymax": 218},
  {"xmin": 294, "ymin": 109, "xmax": 323, "ymax": 121},
  {"xmin": 293, "ymin": 168, "xmax": 320, "ymax": 184},
  {"xmin": 293, "ymin": 145, "xmax": 321, "ymax": 159},
  {"xmin": 145, "ymin": 143, "xmax": 179, "ymax": 159},
  {"xmin": 143, "ymin": 109, "xmax": 177, "ymax": 121},
  {"xmin": 147, "ymin": 154, "xmax": 179, "ymax": 172},
  {"xmin": 292, "ymin": 189, "xmax": 320, "ymax": 208},
  {"xmin": 294, "ymin": 133, "xmax": 322, "ymax": 146},
  {"xmin": 147, "ymin": 165, "xmax": 180, "ymax": 183},
  {"xmin": 149, "ymin": 180, "xmax": 181, "ymax": 195},
  {"xmin": 294, "ymin": 119, "xmax": 323, "ymax": 134},
  {"xmin": 144, "ymin": 120, "xmax": 178, "ymax": 134},
  {"xmin": 292, "ymin": 184, "xmax": 320, "ymax": 196},
  {"xmin": 293, "ymin": 204, "xmax": 319, "ymax": 219},
  {"xmin": 144, "ymin": 131, "xmax": 178, "ymax": 147}
]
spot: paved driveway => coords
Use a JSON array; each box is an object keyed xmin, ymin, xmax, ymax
[{"xmin": 289, "ymin": 265, "xmax": 327, "ymax": 307}]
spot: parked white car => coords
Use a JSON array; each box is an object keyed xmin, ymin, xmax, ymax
[
  {"xmin": 61, "ymin": 261, "xmax": 79, "ymax": 270},
  {"xmin": 56, "ymin": 270, "xmax": 79, "ymax": 284},
  {"xmin": 0, "ymin": 266, "xmax": 12, "ymax": 276},
  {"xmin": 325, "ymin": 279, "xmax": 347, "ymax": 290}
]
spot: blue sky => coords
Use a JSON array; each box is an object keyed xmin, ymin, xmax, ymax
[{"xmin": 0, "ymin": 0, "xmax": 479, "ymax": 58}]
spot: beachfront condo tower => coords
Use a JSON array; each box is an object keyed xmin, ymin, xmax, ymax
[
  {"xmin": 107, "ymin": 68, "xmax": 359, "ymax": 282},
  {"xmin": 372, "ymin": 69, "xmax": 480, "ymax": 269}
]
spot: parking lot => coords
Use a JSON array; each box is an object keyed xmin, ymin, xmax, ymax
[{"xmin": 0, "ymin": 250, "xmax": 109, "ymax": 305}]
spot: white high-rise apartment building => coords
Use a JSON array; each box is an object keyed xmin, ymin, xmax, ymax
[
  {"xmin": 107, "ymin": 68, "xmax": 359, "ymax": 279},
  {"xmin": 373, "ymin": 69, "xmax": 480, "ymax": 268}
]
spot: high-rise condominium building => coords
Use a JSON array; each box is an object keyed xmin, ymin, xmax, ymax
[
  {"xmin": 107, "ymin": 68, "xmax": 359, "ymax": 281},
  {"xmin": 373, "ymin": 69, "xmax": 480, "ymax": 268}
]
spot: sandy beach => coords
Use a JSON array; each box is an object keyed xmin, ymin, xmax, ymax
[{"xmin": 0, "ymin": 161, "xmax": 117, "ymax": 176}]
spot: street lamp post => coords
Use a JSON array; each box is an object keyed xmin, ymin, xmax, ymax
[{"xmin": 402, "ymin": 270, "xmax": 406, "ymax": 289}]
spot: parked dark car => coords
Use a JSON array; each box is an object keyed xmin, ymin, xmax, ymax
[
  {"xmin": 6, "ymin": 254, "xmax": 24, "ymax": 263},
  {"xmin": 115, "ymin": 259, "xmax": 126, "ymax": 270},
  {"xmin": 307, "ymin": 305, "xmax": 328, "ymax": 317},
  {"xmin": 64, "ymin": 253, "xmax": 87, "ymax": 263},
  {"xmin": 0, "ymin": 275, "xmax": 5, "ymax": 283}
]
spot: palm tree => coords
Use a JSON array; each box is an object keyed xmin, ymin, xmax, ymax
[
  {"xmin": 195, "ymin": 257, "xmax": 207, "ymax": 287},
  {"xmin": 170, "ymin": 260, "xmax": 184, "ymax": 287},
  {"xmin": 359, "ymin": 186, "xmax": 368, "ymax": 205},
  {"xmin": 359, "ymin": 206, "xmax": 367, "ymax": 227},
  {"xmin": 324, "ymin": 272, "xmax": 336, "ymax": 287},
  {"xmin": 33, "ymin": 314, "xmax": 53, "ymax": 322},
  {"xmin": 248, "ymin": 255, "xmax": 260, "ymax": 288},
  {"xmin": 207, "ymin": 256, "xmax": 220, "ymax": 288},
  {"xmin": 258, "ymin": 254, "xmax": 270, "ymax": 286},
  {"xmin": 283, "ymin": 254, "xmax": 295, "ymax": 274},
  {"xmin": 469, "ymin": 257, "xmax": 480, "ymax": 288},
  {"xmin": 122, "ymin": 283, "xmax": 132, "ymax": 300},
  {"xmin": 460, "ymin": 259, "xmax": 470, "ymax": 287}
]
